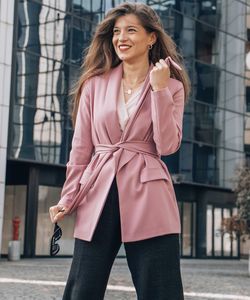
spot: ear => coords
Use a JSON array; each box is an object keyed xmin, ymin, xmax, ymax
[{"xmin": 149, "ymin": 32, "xmax": 157, "ymax": 45}]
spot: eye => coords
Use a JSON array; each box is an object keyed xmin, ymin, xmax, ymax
[
  {"xmin": 128, "ymin": 28, "xmax": 136, "ymax": 32},
  {"xmin": 113, "ymin": 29, "xmax": 120, "ymax": 34}
]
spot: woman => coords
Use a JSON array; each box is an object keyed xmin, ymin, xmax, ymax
[{"xmin": 49, "ymin": 2, "xmax": 190, "ymax": 300}]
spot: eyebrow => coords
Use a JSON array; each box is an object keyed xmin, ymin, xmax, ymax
[{"xmin": 113, "ymin": 25, "xmax": 140, "ymax": 29}]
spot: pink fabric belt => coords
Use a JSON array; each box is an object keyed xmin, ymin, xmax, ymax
[
  {"xmin": 94, "ymin": 140, "xmax": 158, "ymax": 158},
  {"xmin": 67, "ymin": 141, "xmax": 158, "ymax": 214}
]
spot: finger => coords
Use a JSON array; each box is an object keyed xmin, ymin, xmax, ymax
[
  {"xmin": 49, "ymin": 206, "xmax": 61, "ymax": 222},
  {"xmin": 49, "ymin": 207, "xmax": 56, "ymax": 221},
  {"xmin": 58, "ymin": 206, "xmax": 66, "ymax": 213},
  {"xmin": 159, "ymin": 59, "xmax": 169, "ymax": 68},
  {"xmin": 150, "ymin": 66, "xmax": 158, "ymax": 72},
  {"xmin": 54, "ymin": 211, "xmax": 66, "ymax": 223},
  {"xmin": 49, "ymin": 210, "xmax": 56, "ymax": 223},
  {"xmin": 51, "ymin": 205, "xmax": 65, "ymax": 214},
  {"xmin": 155, "ymin": 62, "xmax": 163, "ymax": 70}
]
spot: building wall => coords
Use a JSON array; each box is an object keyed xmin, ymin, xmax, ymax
[
  {"xmin": 0, "ymin": 0, "xmax": 15, "ymax": 252},
  {"xmin": 171, "ymin": 0, "xmax": 247, "ymax": 188}
]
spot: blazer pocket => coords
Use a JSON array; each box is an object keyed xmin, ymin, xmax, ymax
[{"xmin": 140, "ymin": 167, "xmax": 169, "ymax": 183}]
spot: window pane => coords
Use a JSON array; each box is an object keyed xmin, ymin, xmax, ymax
[
  {"xmin": 193, "ymin": 144, "xmax": 218, "ymax": 185},
  {"xmin": 182, "ymin": 202, "xmax": 192, "ymax": 256},
  {"xmin": 11, "ymin": 106, "xmax": 72, "ymax": 164},
  {"xmin": 222, "ymin": 208, "xmax": 231, "ymax": 256},
  {"xmin": 214, "ymin": 208, "xmax": 222, "ymax": 256},
  {"xmin": 232, "ymin": 207, "xmax": 239, "ymax": 257},
  {"xmin": 206, "ymin": 204, "xmax": 212, "ymax": 256},
  {"xmin": 194, "ymin": 102, "xmax": 221, "ymax": 145}
]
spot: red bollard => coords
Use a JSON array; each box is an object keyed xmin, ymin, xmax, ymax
[{"xmin": 12, "ymin": 216, "xmax": 21, "ymax": 241}]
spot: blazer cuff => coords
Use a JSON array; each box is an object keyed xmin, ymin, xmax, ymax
[
  {"xmin": 57, "ymin": 196, "xmax": 72, "ymax": 211},
  {"xmin": 150, "ymin": 86, "xmax": 174, "ymax": 105}
]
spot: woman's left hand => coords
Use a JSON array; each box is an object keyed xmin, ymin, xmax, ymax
[{"xmin": 150, "ymin": 59, "xmax": 170, "ymax": 91}]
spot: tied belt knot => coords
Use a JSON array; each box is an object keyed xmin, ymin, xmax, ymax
[{"xmin": 94, "ymin": 140, "xmax": 159, "ymax": 158}]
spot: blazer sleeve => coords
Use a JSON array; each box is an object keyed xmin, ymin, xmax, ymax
[
  {"xmin": 151, "ymin": 80, "xmax": 185, "ymax": 156},
  {"xmin": 58, "ymin": 82, "xmax": 94, "ymax": 209}
]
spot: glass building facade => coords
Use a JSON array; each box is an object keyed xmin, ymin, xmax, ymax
[{"xmin": 2, "ymin": 0, "xmax": 249, "ymax": 257}]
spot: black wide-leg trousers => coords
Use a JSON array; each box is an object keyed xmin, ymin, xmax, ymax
[{"xmin": 62, "ymin": 177, "xmax": 184, "ymax": 300}]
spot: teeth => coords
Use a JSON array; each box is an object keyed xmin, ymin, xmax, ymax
[{"xmin": 119, "ymin": 46, "xmax": 130, "ymax": 49}]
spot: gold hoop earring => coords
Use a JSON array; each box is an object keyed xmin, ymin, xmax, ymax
[{"xmin": 148, "ymin": 44, "xmax": 153, "ymax": 50}]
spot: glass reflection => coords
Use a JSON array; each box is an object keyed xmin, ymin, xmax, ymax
[
  {"xmin": 9, "ymin": 0, "xmax": 248, "ymax": 190},
  {"xmin": 193, "ymin": 144, "xmax": 218, "ymax": 185},
  {"xmin": 223, "ymin": 208, "xmax": 231, "ymax": 256},
  {"xmin": 206, "ymin": 205, "xmax": 212, "ymax": 256},
  {"xmin": 206, "ymin": 205, "xmax": 239, "ymax": 257},
  {"xmin": 182, "ymin": 202, "xmax": 192, "ymax": 256},
  {"xmin": 195, "ymin": 102, "xmax": 221, "ymax": 145},
  {"xmin": 12, "ymin": 1, "xmax": 76, "ymax": 164}
]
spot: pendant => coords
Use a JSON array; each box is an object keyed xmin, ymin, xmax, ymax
[{"xmin": 127, "ymin": 89, "xmax": 132, "ymax": 95}]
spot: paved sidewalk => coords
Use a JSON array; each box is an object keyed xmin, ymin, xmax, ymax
[{"xmin": 0, "ymin": 257, "xmax": 249, "ymax": 299}]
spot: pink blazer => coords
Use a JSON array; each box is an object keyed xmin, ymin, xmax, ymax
[{"xmin": 58, "ymin": 58, "xmax": 185, "ymax": 242}]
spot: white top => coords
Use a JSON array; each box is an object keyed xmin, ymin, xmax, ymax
[{"xmin": 117, "ymin": 81, "xmax": 143, "ymax": 131}]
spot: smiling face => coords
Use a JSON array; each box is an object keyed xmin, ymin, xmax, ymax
[{"xmin": 112, "ymin": 14, "xmax": 156, "ymax": 64}]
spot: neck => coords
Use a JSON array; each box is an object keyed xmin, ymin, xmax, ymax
[{"xmin": 122, "ymin": 59, "xmax": 150, "ymax": 85}]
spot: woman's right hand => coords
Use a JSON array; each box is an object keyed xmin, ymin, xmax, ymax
[{"xmin": 49, "ymin": 205, "xmax": 68, "ymax": 223}]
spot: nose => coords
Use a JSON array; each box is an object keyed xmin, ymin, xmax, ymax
[{"xmin": 118, "ymin": 30, "xmax": 128, "ymax": 42}]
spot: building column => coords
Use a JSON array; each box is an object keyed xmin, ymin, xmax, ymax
[
  {"xmin": 196, "ymin": 192, "xmax": 207, "ymax": 258},
  {"xmin": 0, "ymin": 0, "xmax": 15, "ymax": 254},
  {"xmin": 24, "ymin": 166, "xmax": 39, "ymax": 257},
  {"xmin": 217, "ymin": 0, "xmax": 246, "ymax": 188}
]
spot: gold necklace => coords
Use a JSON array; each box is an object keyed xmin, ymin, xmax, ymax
[{"xmin": 122, "ymin": 77, "xmax": 146, "ymax": 95}]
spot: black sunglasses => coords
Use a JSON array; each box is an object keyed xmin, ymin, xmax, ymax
[{"xmin": 50, "ymin": 222, "xmax": 62, "ymax": 256}]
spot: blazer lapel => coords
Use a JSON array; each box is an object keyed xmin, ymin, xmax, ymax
[
  {"xmin": 105, "ymin": 63, "xmax": 123, "ymax": 142},
  {"xmin": 104, "ymin": 61, "xmax": 154, "ymax": 143}
]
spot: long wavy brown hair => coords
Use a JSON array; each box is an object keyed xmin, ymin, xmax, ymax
[{"xmin": 71, "ymin": 2, "xmax": 191, "ymax": 126}]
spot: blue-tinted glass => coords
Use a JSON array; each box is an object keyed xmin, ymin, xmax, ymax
[
  {"xmin": 11, "ymin": 47, "xmax": 73, "ymax": 164},
  {"xmin": 195, "ymin": 63, "xmax": 219, "ymax": 104},
  {"xmin": 70, "ymin": 17, "xmax": 94, "ymax": 64},
  {"xmin": 11, "ymin": 105, "xmax": 73, "ymax": 164},
  {"xmin": 9, "ymin": 0, "xmax": 249, "ymax": 191},
  {"xmin": 193, "ymin": 144, "xmax": 218, "ymax": 185}
]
